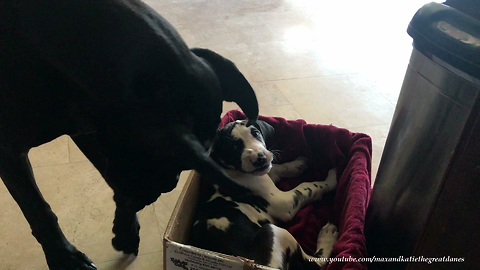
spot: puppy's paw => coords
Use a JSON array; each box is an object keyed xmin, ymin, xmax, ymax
[
  {"xmin": 324, "ymin": 168, "xmax": 337, "ymax": 190},
  {"xmin": 317, "ymin": 223, "xmax": 338, "ymax": 245},
  {"xmin": 315, "ymin": 222, "xmax": 338, "ymax": 259},
  {"xmin": 293, "ymin": 156, "xmax": 308, "ymax": 169},
  {"xmin": 270, "ymin": 157, "xmax": 308, "ymax": 180},
  {"xmin": 283, "ymin": 156, "xmax": 308, "ymax": 177}
]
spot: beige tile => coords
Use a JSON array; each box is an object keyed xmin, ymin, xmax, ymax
[
  {"xmin": 259, "ymin": 104, "xmax": 302, "ymax": 121},
  {"xmin": 153, "ymin": 170, "xmax": 190, "ymax": 233},
  {"xmin": 251, "ymin": 81, "xmax": 290, "ymax": 108},
  {"xmin": 0, "ymin": 166, "xmax": 183, "ymax": 269},
  {"xmin": 219, "ymin": 12, "xmax": 266, "ymax": 28},
  {"xmin": 33, "ymin": 161, "xmax": 121, "ymax": 264},
  {"xmin": 276, "ymin": 75, "xmax": 395, "ymax": 128},
  {"xmin": 212, "ymin": 0, "xmax": 284, "ymax": 14},
  {"xmin": 136, "ymin": 205, "xmax": 164, "ymax": 255},
  {"xmin": 235, "ymin": 41, "xmax": 358, "ymax": 82},
  {"xmin": 153, "ymin": 199, "xmax": 174, "ymax": 235},
  {"xmin": 95, "ymin": 252, "xmax": 163, "ymax": 270},
  {"xmin": 294, "ymin": 101, "xmax": 393, "ymax": 132},
  {"xmin": 274, "ymin": 77, "xmax": 330, "ymax": 105},
  {"xmin": 174, "ymin": 25, "xmax": 200, "ymax": 48},
  {"xmin": 258, "ymin": 10, "xmax": 317, "ymax": 42},
  {"xmin": 164, "ymin": 2, "xmax": 222, "ymax": 29},
  {"xmin": 362, "ymin": 62, "xmax": 409, "ymax": 105},
  {"xmin": 191, "ymin": 23, "xmax": 276, "ymax": 47},
  {"xmin": 145, "ymin": 1, "xmax": 224, "ymax": 48},
  {"xmin": 0, "ymin": 161, "xmax": 166, "ymax": 268},
  {"xmin": 0, "ymin": 180, "xmax": 49, "ymax": 270},
  {"xmin": 28, "ymin": 135, "xmax": 69, "ymax": 168}
]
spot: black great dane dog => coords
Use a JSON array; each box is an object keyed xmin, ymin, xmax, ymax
[{"xmin": 0, "ymin": 0, "xmax": 259, "ymax": 269}]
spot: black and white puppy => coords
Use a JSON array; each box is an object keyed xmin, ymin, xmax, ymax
[{"xmin": 191, "ymin": 120, "xmax": 338, "ymax": 270}]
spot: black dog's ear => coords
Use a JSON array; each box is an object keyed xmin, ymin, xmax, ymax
[
  {"xmin": 190, "ymin": 48, "xmax": 259, "ymax": 124},
  {"xmin": 252, "ymin": 120, "xmax": 275, "ymax": 148}
]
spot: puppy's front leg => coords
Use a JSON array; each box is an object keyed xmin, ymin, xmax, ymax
[{"xmin": 269, "ymin": 169, "xmax": 337, "ymax": 222}]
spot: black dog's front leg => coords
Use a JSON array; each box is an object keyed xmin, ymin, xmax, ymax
[
  {"xmin": 0, "ymin": 149, "xmax": 96, "ymax": 270},
  {"xmin": 111, "ymin": 194, "xmax": 140, "ymax": 255},
  {"xmin": 72, "ymin": 134, "xmax": 140, "ymax": 256}
]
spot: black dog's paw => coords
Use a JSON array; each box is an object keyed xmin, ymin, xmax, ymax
[
  {"xmin": 112, "ymin": 233, "xmax": 140, "ymax": 255},
  {"xmin": 112, "ymin": 214, "xmax": 141, "ymax": 255},
  {"xmin": 45, "ymin": 244, "xmax": 97, "ymax": 270}
]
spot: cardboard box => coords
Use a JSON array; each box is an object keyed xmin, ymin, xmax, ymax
[
  {"xmin": 163, "ymin": 171, "xmax": 274, "ymax": 270},
  {"xmin": 163, "ymin": 111, "xmax": 373, "ymax": 270}
]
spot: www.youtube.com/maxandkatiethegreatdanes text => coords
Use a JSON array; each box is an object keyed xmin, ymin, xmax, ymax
[{"xmin": 309, "ymin": 256, "xmax": 465, "ymax": 264}]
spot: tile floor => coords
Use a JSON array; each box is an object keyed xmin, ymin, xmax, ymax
[{"xmin": 0, "ymin": 0, "xmax": 440, "ymax": 269}]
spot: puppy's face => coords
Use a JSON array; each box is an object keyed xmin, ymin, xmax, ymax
[{"xmin": 211, "ymin": 120, "xmax": 274, "ymax": 176}]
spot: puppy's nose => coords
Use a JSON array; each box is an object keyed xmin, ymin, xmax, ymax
[{"xmin": 254, "ymin": 152, "xmax": 267, "ymax": 166}]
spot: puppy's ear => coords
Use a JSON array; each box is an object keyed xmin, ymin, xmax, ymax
[
  {"xmin": 190, "ymin": 48, "xmax": 259, "ymax": 124},
  {"xmin": 252, "ymin": 120, "xmax": 275, "ymax": 148}
]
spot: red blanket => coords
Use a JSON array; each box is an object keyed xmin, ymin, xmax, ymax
[{"xmin": 220, "ymin": 110, "xmax": 372, "ymax": 270}]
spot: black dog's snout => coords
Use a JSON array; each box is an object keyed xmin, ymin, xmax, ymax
[{"xmin": 254, "ymin": 152, "xmax": 267, "ymax": 166}]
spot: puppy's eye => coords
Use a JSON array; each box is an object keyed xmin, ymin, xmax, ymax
[{"xmin": 251, "ymin": 129, "xmax": 260, "ymax": 137}]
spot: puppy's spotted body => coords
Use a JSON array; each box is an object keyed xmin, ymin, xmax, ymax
[{"xmin": 191, "ymin": 120, "xmax": 338, "ymax": 270}]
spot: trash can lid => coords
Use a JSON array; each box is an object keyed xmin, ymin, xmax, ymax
[{"xmin": 408, "ymin": 2, "xmax": 480, "ymax": 78}]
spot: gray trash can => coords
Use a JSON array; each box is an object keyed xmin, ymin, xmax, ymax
[{"xmin": 365, "ymin": 2, "xmax": 480, "ymax": 269}]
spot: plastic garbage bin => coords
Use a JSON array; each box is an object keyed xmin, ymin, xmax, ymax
[{"xmin": 365, "ymin": 2, "xmax": 480, "ymax": 269}]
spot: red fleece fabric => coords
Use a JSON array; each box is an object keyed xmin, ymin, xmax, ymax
[{"xmin": 220, "ymin": 110, "xmax": 372, "ymax": 270}]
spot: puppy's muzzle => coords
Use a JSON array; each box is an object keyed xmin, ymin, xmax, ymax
[
  {"xmin": 249, "ymin": 151, "xmax": 272, "ymax": 175},
  {"xmin": 253, "ymin": 152, "xmax": 268, "ymax": 167}
]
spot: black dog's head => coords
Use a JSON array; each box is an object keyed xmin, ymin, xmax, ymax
[
  {"xmin": 95, "ymin": 48, "xmax": 259, "ymax": 212},
  {"xmin": 211, "ymin": 120, "xmax": 275, "ymax": 176}
]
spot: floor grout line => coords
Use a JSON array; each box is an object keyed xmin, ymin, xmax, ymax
[
  {"xmin": 345, "ymin": 123, "xmax": 393, "ymax": 130},
  {"xmin": 250, "ymin": 72, "xmax": 361, "ymax": 84},
  {"xmin": 31, "ymin": 159, "xmax": 91, "ymax": 169},
  {"xmin": 96, "ymin": 250, "xmax": 163, "ymax": 265}
]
